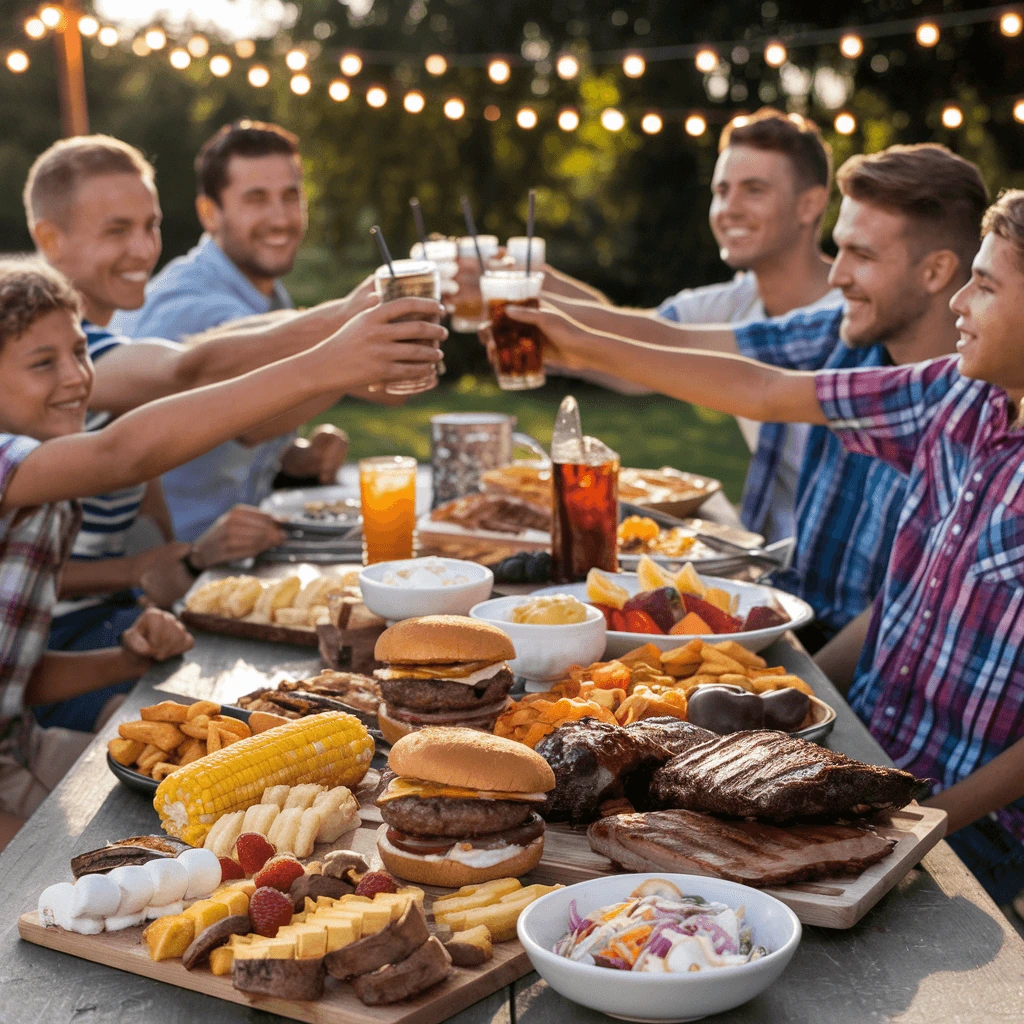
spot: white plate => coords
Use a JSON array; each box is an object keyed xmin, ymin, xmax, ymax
[
  {"xmin": 260, "ymin": 485, "xmax": 361, "ymax": 534},
  {"xmin": 530, "ymin": 572, "xmax": 813, "ymax": 655}
]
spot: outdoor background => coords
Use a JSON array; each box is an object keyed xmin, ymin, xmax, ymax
[{"xmin": 3, "ymin": 0, "xmax": 1023, "ymax": 501}]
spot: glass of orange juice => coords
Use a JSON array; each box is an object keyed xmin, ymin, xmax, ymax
[{"xmin": 359, "ymin": 456, "xmax": 418, "ymax": 564}]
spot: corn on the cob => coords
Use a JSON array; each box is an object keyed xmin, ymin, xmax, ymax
[{"xmin": 153, "ymin": 711, "xmax": 373, "ymax": 847}]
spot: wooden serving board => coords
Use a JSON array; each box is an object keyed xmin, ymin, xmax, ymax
[{"xmin": 180, "ymin": 610, "xmax": 321, "ymax": 647}]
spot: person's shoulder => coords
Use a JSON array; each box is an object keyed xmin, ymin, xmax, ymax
[
  {"xmin": 656, "ymin": 271, "xmax": 761, "ymax": 323},
  {"xmin": 0, "ymin": 432, "xmax": 40, "ymax": 476}
]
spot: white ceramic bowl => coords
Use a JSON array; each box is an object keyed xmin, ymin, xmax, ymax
[
  {"xmin": 517, "ymin": 873, "xmax": 801, "ymax": 1022},
  {"xmin": 469, "ymin": 595, "xmax": 607, "ymax": 682},
  {"xmin": 359, "ymin": 558, "xmax": 494, "ymax": 622},
  {"xmin": 531, "ymin": 572, "xmax": 814, "ymax": 656}
]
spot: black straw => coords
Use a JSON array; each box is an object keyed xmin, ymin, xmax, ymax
[
  {"xmin": 409, "ymin": 198, "xmax": 427, "ymax": 250},
  {"xmin": 370, "ymin": 225, "xmax": 395, "ymax": 278},
  {"xmin": 460, "ymin": 195, "xmax": 485, "ymax": 274},
  {"xmin": 525, "ymin": 188, "xmax": 536, "ymax": 277}
]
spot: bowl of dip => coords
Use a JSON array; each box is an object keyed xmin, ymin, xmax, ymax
[
  {"xmin": 469, "ymin": 594, "xmax": 606, "ymax": 683},
  {"xmin": 518, "ymin": 873, "xmax": 801, "ymax": 1022},
  {"xmin": 359, "ymin": 557, "xmax": 494, "ymax": 622}
]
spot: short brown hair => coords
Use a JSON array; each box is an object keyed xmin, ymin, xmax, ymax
[
  {"xmin": 195, "ymin": 120, "xmax": 300, "ymax": 205},
  {"xmin": 719, "ymin": 108, "xmax": 832, "ymax": 191},
  {"xmin": 0, "ymin": 256, "xmax": 81, "ymax": 346},
  {"xmin": 23, "ymin": 135, "xmax": 154, "ymax": 232},
  {"xmin": 837, "ymin": 144, "xmax": 989, "ymax": 275},
  {"xmin": 981, "ymin": 189, "xmax": 1024, "ymax": 273}
]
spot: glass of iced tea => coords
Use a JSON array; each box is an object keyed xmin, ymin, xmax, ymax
[
  {"xmin": 373, "ymin": 259, "xmax": 443, "ymax": 396},
  {"xmin": 505, "ymin": 236, "xmax": 546, "ymax": 270},
  {"xmin": 359, "ymin": 456, "xmax": 418, "ymax": 564},
  {"xmin": 480, "ymin": 270, "xmax": 546, "ymax": 390},
  {"xmin": 451, "ymin": 235, "xmax": 500, "ymax": 333}
]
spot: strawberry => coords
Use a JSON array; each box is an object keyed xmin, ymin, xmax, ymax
[
  {"xmin": 235, "ymin": 832, "xmax": 276, "ymax": 876},
  {"xmin": 354, "ymin": 871, "xmax": 398, "ymax": 898},
  {"xmin": 248, "ymin": 886, "xmax": 294, "ymax": 937},
  {"xmin": 681, "ymin": 594, "xmax": 743, "ymax": 634},
  {"xmin": 253, "ymin": 855, "xmax": 305, "ymax": 892},
  {"xmin": 218, "ymin": 856, "xmax": 245, "ymax": 880}
]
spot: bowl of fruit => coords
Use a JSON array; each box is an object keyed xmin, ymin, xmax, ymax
[{"xmin": 531, "ymin": 556, "xmax": 813, "ymax": 657}]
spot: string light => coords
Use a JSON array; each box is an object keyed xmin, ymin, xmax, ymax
[
  {"xmin": 403, "ymin": 89, "xmax": 425, "ymax": 112},
  {"xmin": 169, "ymin": 48, "xmax": 190, "ymax": 69},
  {"xmin": 557, "ymin": 107, "xmax": 579, "ymax": 131},
  {"xmin": 340, "ymin": 53, "xmax": 362, "ymax": 76},
  {"xmin": 145, "ymin": 28, "xmax": 166, "ymax": 51},
  {"xmin": 24, "ymin": 19, "xmax": 46, "ymax": 40},
  {"xmin": 601, "ymin": 107, "xmax": 626, "ymax": 131},
  {"xmin": 484, "ymin": 104, "xmax": 501, "ymax": 121},
  {"xmin": 286, "ymin": 49, "xmax": 307, "ymax": 71},
  {"xmin": 516, "ymin": 106, "xmax": 538, "ymax": 129},
  {"xmin": 834, "ymin": 112, "xmax": 857, "ymax": 134},
  {"xmin": 425, "ymin": 54, "xmax": 447, "ymax": 75},
  {"xmin": 488, "ymin": 59, "xmax": 510, "ymax": 84},
  {"xmin": 1001, "ymin": 12, "xmax": 1023, "ymax": 37},
  {"xmin": 209, "ymin": 55, "xmax": 231, "ymax": 77},
  {"xmin": 556, "ymin": 54, "xmax": 579, "ymax": 79},
  {"xmin": 39, "ymin": 7, "xmax": 62, "ymax": 30},
  {"xmin": 187, "ymin": 35, "xmax": 209, "ymax": 58},
  {"xmin": 730, "ymin": 114, "xmax": 750, "ymax": 129},
  {"xmin": 97, "ymin": 27, "xmax": 118, "ymax": 46},
  {"xmin": 78, "ymin": 16, "xmax": 99, "ymax": 37},
  {"xmin": 444, "ymin": 97, "xmax": 466, "ymax": 119},
  {"xmin": 685, "ymin": 114, "xmax": 708, "ymax": 136},
  {"xmin": 235, "ymin": 40, "xmax": 256, "ymax": 58},
  {"xmin": 764, "ymin": 42, "xmax": 787, "ymax": 67},
  {"xmin": 248, "ymin": 65, "xmax": 269, "ymax": 87},
  {"xmin": 640, "ymin": 112, "xmax": 663, "ymax": 134},
  {"xmin": 290, "ymin": 74, "xmax": 310, "ymax": 95},
  {"xmin": 328, "ymin": 78, "xmax": 350, "ymax": 101},
  {"xmin": 131, "ymin": 38, "xmax": 151, "ymax": 57},
  {"xmin": 839, "ymin": 34, "xmax": 864, "ymax": 58},
  {"xmin": 1014, "ymin": 99, "xmax": 1024, "ymax": 123},
  {"xmin": 941, "ymin": 104, "xmax": 963, "ymax": 128},
  {"xmin": 622, "ymin": 54, "xmax": 646, "ymax": 78},
  {"xmin": 366, "ymin": 86, "xmax": 388, "ymax": 107},
  {"xmin": 6, "ymin": 50, "xmax": 29, "ymax": 73},
  {"xmin": 695, "ymin": 48, "xmax": 717, "ymax": 72},
  {"xmin": 916, "ymin": 23, "xmax": 940, "ymax": 47}
]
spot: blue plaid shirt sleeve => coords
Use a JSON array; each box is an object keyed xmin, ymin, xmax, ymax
[{"xmin": 734, "ymin": 305, "xmax": 845, "ymax": 370}]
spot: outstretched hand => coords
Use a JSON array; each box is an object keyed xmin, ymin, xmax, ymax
[
  {"xmin": 502, "ymin": 303, "xmax": 591, "ymax": 371},
  {"xmin": 121, "ymin": 607, "xmax": 194, "ymax": 662}
]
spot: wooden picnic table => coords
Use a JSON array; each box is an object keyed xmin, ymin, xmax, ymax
[{"xmin": 3, "ymin": 628, "xmax": 1024, "ymax": 1022}]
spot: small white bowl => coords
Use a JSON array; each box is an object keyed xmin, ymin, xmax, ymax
[
  {"xmin": 517, "ymin": 873, "xmax": 801, "ymax": 1022},
  {"xmin": 359, "ymin": 558, "xmax": 493, "ymax": 622},
  {"xmin": 469, "ymin": 595, "xmax": 607, "ymax": 683}
]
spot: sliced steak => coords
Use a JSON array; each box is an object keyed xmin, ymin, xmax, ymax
[
  {"xmin": 380, "ymin": 668, "xmax": 514, "ymax": 711},
  {"xmin": 625, "ymin": 718, "xmax": 717, "ymax": 756},
  {"xmin": 588, "ymin": 809, "xmax": 896, "ymax": 886},
  {"xmin": 650, "ymin": 730, "xmax": 926, "ymax": 821},
  {"xmin": 379, "ymin": 796, "xmax": 536, "ymax": 837}
]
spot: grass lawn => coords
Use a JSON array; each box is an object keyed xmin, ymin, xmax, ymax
[{"xmin": 309, "ymin": 373, "xmax": 752, "ymax": 503}]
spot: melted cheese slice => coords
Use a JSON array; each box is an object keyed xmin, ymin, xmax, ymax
[
  {"xmin": 374, "ymin": 661, "xmax": 507, "ymax": 686},
  {"xmin": 377, "ymin": 777, "xmax": 548, "ymax": 804}
]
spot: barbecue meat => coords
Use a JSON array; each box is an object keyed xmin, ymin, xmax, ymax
[
  {"xmin": 625, "ymin": 718, "xmax": 716, "ymax": 756},
  {"xmin": 380, "ymin": 796, "xmax": 536, "ymax": 837},
  {"xmin": 650, "ymin": 729, "xmax": 925, "ymax": 822},
  {"xmin": 379, "ymin": 669, "xmax": 514, "ymax": 712},
  {"xmin": 534, "ymin": 719, "xmax": 674, "ymax": 826},
  {"xmin": 588, "ymin": 809, "xmax": 896, "ymax": 886}
]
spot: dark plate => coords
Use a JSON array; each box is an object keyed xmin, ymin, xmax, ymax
[{"xmin": 106, "ymin": 703, "xmax": 251, "ymax": 795}]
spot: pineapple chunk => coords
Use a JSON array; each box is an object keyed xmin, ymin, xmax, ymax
[
  {"xmin": 674, "ymin": 562, "xmax": 706, "ymax": 598},
  {"xmin": 319, "ymin": 916, "xmax": 358, "ymax": 951},
  {"xmin": 636, "ymin": 554, "xmax": 675, "ymax": 592},
  {"xmin": 211, "ymin": 889, "xmax": 249, "ymax": 916},
  {"xmin": 703, "ymin": 587, "xmax": 732, "ymax": 613},
  {"xmin": 143, "ymin": 915, "xmax": 194, "ymax": 961},
  {"xmin": 183, "ymin": 899, "xmax": 228, "ymax": 933}
]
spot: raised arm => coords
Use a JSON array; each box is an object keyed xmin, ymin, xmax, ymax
[{"xmin": 542, "ymin": 266, "xmax": 612, "ymax": 304}]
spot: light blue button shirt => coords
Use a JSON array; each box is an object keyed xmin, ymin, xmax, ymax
[{"xmin": 110, "ymin": 235, "xmax": 295, "ymax": 541}]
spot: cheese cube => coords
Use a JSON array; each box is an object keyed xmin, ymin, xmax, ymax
[
  {"xmin": 294, "ymin": 924, "xmax": 327, "ymax": 959},
  {"xmin": 143, "ymin": 914, "xmax": 194, "ymax": 961},
  {"xmin": 320, "ymin": 917, "xmax": 357, "ymax": 951},
  {"xmin": 227, "ymin": 933, "xmax": 253, "ymax": 948},
  {"xmin": 223, "ymin": 880, "xmax": 256, "ymax": 897},
  {"xmin": 210, "ymin": 889, "xmax": 249, "ymax": 916},
  {"xmin": 233, "ymin": 937, "xmax": 295, "ymax": 959},
  {"xmin": 209, "ymin": 946, "xmax": 234, "ymax": 976},
  {"xmin": 316, "ymin": 904, "xmax": 390, "ymax": 936},
  {"xmin": 338, "ymin": 894, "xmax": 372, "ymax": 904},
  {"xmin": 183, "ymin": 899, "xmax": 228, "ymax": 933},
  {"xmin": 396, "ymin": 886, "xmax": 426, "ymax": 909},
  {"xmin": 372, "ymin": 893, "xmax": 413, "ymax": 921}
]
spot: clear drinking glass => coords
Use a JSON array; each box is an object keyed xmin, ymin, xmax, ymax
[
  {"xmin": 452, "ymin": 235, "xmax": 500, "ymax": 333},
  {"xmin": 410, "ymin": 239, "xmax": 459, "ymax": 299},
  {"xmin": 373, "ymin": 259, "xmax": 443, "ymax": 396},
  {"xmin": 479, "ymin": 270, "xmax": 546, "ymax": 390},
  {"xmin": 359, "ymin": 456, "xmax": 418, "ymax": 564},
  {"xmin": 505, "ymin": 236, "xmax": 546, "ymax": 270}
]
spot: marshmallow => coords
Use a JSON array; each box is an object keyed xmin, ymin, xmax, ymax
[
  {"xmin": 177, "ymin": 848, "xmax": 221, "ymax": 900},
  {"xmin": 108, "ymin": 865, "xmax": 155, "ymax": 916},
  {"xmin": 66, "ymin": 916, "xmax": 105, "ymax": 935},
  {"xmin": 104, "ymin": 910, "xmax": 147, "ymax": 931},
  {"xmin": 144, "ymin": 858, "xmax": 188, "ymax": 906},
  {"xmin": 69, "ymin": 874, "xmax": 121, "ymax": 919},
  {"xmin": 145, "ymin": 901, "xmax": 184, "ymax": 920},
  {"xmin": 38, "ymin": 882, "xmax": 75, "ymax": 929}
]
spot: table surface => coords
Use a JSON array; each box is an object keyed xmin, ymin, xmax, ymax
[{"xmin": 4, "ymin": 630, "xmax": 1024, "ymax": 1024}]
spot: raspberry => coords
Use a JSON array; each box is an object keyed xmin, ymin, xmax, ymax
[
  {"xmin": 236, "ymin": 832, "xmax": 276, "ymax": 876},
  {"xmin": 248, "ymin": 886, "xmax": 294, "ymax": 937},
  {"xmin": 354, "ymin": 871, "xmax": 398, "ymax": 898},
  {"xmin": 218, "ymin": 857, "xmax": 245, "ymax": 881},
  {"xmin": 253, "ymin": 855, "xmax": 305, "ymax": 892}
]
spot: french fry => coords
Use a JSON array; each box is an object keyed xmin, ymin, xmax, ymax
[
  {"xmin": 140, "ymin": 701, "xmax": 190, "ymax": 723},
  {"xmin": 709, "ymin": 642, "xmax": 766, "ymax": 670},
  {"xmin": 186, "ymin": 700, "xmax": 221, "ymax": 721},
  {"xmin": 151, "ymin": 762, "xmax": 179, "ymax": 782},
  {"xmin": 206, "ymin": 721, "xmax": 222, "ymax": 753},
  {"xmin": 222, "ymin": 577, "xmax": 263, "ymax": 619},
  {"xmin": 211, "ymin": 715, "xmax": 250, "ymax": 739},
  {"xmin": 438, "ymin": 884, "xmax": 564, "ymax": 941},
  {"xmin": 177, "ymin": 738, "xmax": 206, "ymax": 766},
  {"xmin": 137, "ymin": 744, "xmax": 164, "ymax": 773},
  {"xmin": 433, "ymin": 878, "xmax": 522, "ymax": 916},
  {"xmin": 180, "ymin": 715, "xmax": 211, "ymax": 739}
]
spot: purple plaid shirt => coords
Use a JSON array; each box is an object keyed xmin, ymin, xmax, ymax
[{"xmin": 817, "ymin": 356, "xmax": 1024, "ymax": 841}]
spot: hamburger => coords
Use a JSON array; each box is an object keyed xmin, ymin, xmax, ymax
[
  {"xmin": 376, "ymin": 727, "xmax": 556, "ymax": 885},
  {"xmin": 373, "ymin": 616, "xmax": 516, "ymax": 746}
]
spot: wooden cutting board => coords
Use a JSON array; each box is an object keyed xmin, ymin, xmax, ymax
[{"xmin": 180, "ymin": 611, "xmax": 321, "ymax": 647}]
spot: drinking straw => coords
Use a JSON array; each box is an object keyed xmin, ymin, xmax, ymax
[
  {"xmin": 459, "ymin": 195, "xmax": 486, "ymax": 274},
  {"xmin": 525, "ymin": 188, "xmax": 536, "ymax": 277},
  {"xmin": 410, "ymin": 198, "xmax": 428, "ymax": 249},
  {"xmin": 370, "ymin": 225, "xmax": 395, "ymax": 277}
]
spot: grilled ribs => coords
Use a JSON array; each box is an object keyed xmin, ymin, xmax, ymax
[
  {"xmin": 650, "ymin": 729, "xmax": 925, "ymax": 821},
  {"xmin": 588, "ymin": 809, "xmax": 896, "ymax": 886}
]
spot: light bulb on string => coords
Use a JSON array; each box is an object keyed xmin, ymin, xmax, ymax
[
  {"xmin": 834, "ymin": 112, "xmax": 857, "ymax": 134},
  {"xmin": 484, "ymin": 104, "xmax": 501, "ymax": 121},
  {"xmin": 601, "ymin": 108, "xmax": 625, "ymax": 131},
  {"xmin": 187, "ymin": 35, "xmax": 209, "ymax": 58},
  {"xmin": 444, "ymin": 97, "xmax": 466, "ymax": 120},
  {"xmin": 366, "ymin": 86, "xmax": 388, "ymax": 108},
  {"xmin": 425, "ymin": 54, "xmax": 447, "ymax": 75},
  {"xmin": 916, "ymin": 23, "xmax": 940, "ymax": 47},
  {"xmin": 286, "ymin": 49, "xmax": 307, "ymax": 71},
  {"xmin": 145, "ymin": 28, "xmax": 166, "ymax": 51},
  {"xmin": 685, "ymin": 114, "xmax": 707, "ymax": 136},
  {"xmin": 6, "ymin": 50, "xmax": 29, "ymax": 73},
  {"xmin": 97, "ymin": 26, "xmax": 118, "ymax": 46},
  {"xmin": 169, "ymin": 48, "xmax": 190, "ymax": 69},
  {"xmin": 488, "ymin": 59, "xmax": 510, "ymax": 84},
  {"xmin": 622, "ymin": 54, "xmax": 646, "ymax": 78},
  {"xmin": 556, "ymin": 54, "xmax": 579, "ymax": 79},
  {"xmin": 209, "ymin": 55, "xmax": 232, "ymax": 77},
  {"xmin": 235, "ymin": 39, "xmax": 255, "ymax": 58},
  {"xmin": 1014, "ymin": 99, "xmax": 1024, "ymax": 123},
  {"xmin": 328, "ymin": 79, "xmax": 350, "ymax": 101},
  {"xmin": 132, "ymin": 37, "xmax": 151, "ymax": 57},
  {"xmin": 403, "ymin": 89, "xmax": 424, "ymax": 112},
  {"xmin": 1001, "ymin": 12, "xmax": 1023, "ymax": 37},
  {"xmin": 641, "ymin": 112, "xmax": 663, "ymax": 134},
  {"xmin": 516, "ymin": 106, "xmax": 538, "ymax": 129},
  {"xmin": 78, "ymin": 16, "xmax": 99, "ymax": 37},
  {"xmin": 941, "ymin": 104, "xmax": 963, "ymax": 128},
  {"xmin": 557, "ymin": 107, "xmax": 579, "ymax": 131},
  {"xmin": 695, "ymin": 49, "xmax": 717, "ymax": 72},
  {"xmin": 839, "ymin": 34, "xmax": 863, "ymax": 58},
  {"xmin": 248, "ymin": 65, "xmax": 270, "ymax": 87},
  {"xmin": 25, "ymin": 18, "xmax": 46, "ymax": 40},
  {"xmin": 39, "ymin": 7, "xmax": 62, "ymax": 30},
  {"xmin": 340, "ymin": 53, "xmax": 362, "ymax": 76},
  {"xmin": 764, "ymin": 42, "xmax": 787, "ymax": 67},
  {"xmin": 290, "ymin": 74, "xmax": 310, "ymax": 95}
]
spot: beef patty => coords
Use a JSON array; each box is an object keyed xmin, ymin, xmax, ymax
[
  {"xmin": 380, "ymin": 668, "xmax": 514, "ymax": 712},
  {"xmin": 380, "ymin": 795, "xmax": 536, "ymax": 838}
]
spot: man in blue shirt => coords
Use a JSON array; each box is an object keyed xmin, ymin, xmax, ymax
[{"xmin": 113, "ymin": 121, "xmax": 350, "ymax": 540}]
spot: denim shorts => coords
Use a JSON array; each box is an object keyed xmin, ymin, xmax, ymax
[{"xmin": 945, "ymin": 814, "xmax": 1024, "ymax": 907}]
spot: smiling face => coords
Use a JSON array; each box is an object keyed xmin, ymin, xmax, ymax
[
  {"xmin": 198, "ymin": 153, "xmax": 306, "ymax": 292},
  {"xmin": 0, "ymin": 309, "xmax": 93, "ymax": 440},
  {"xmin": 950, "ymin": 233, "xmax": 1024, "ymax": 402},
  {"xmin": 709, "ymin": 146, "xmax": 817, "ymax": 270}
]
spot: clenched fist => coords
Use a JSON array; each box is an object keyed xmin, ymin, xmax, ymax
[{"xmin": 120, "ymin": 608, "xmax": 194, "ymax": 662}]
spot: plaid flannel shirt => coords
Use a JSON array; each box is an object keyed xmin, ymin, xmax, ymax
[
  {"xmin": 819, "ymin": 356, "xmax": 1024, "ymax": 842},
  {"xmin": 734, "ymin": 305, "xmax": 906, "ymax": 635}
]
